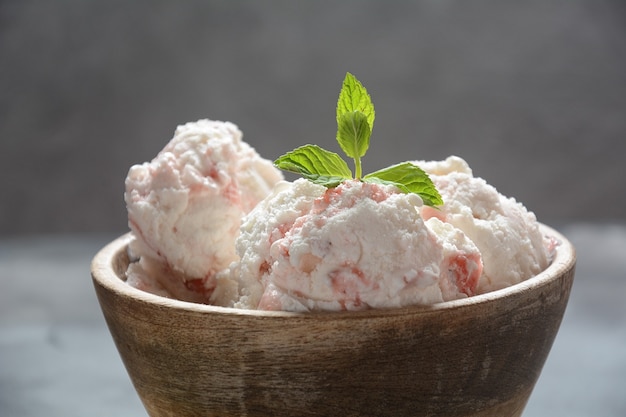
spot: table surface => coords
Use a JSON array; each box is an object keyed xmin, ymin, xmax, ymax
[{"xmin": 1, "ymin": 223, "xmax": 625, "ymax": 417}]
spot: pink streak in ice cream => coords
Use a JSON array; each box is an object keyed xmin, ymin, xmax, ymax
[
  {"xmin": 418, "ymin": 156, "xmax": 551, "ymax": 293},
  {"xmin": 124, "ymin": 119, "xmax": 283, "ymax": 302},
  {"xmin": 225, "ymin": 178, "xmax": 483, "ymax": 312}
]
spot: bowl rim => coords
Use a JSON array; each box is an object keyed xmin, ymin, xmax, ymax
[{"xmin": 91, "ymin": 223, "xmax": 575, "ymax": 319}]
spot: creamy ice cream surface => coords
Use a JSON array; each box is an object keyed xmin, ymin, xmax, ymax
[
  {"xmin": 121, "ymin": 74, "xmax": 554, "ymax": 311},
  {"xmin": 216, "ymin": 178, "xmax": 483, "ymax": 311},
  {"xmin": 124, "ymin": 119, "xmax": 283, "ymax": 302},
  {"xmin": 123, "ymin": 129, "xmax": 552, "ymax": 310},
  {"xmin": 419, "ymin": 156, "xmax": 553, "ymax": 293}
]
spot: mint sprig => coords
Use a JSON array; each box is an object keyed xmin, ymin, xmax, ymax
[
  {"xmin": 336, "ymin": 73, "xmax": 375, "ymax": 179},
  {"xmin": 274, "ymin": 72, "xmax": 443, "ymax": 207},
  {"xmin": 364, "ymin": 163, "xmax": 443, "ymax": 207},
  {"xmin": 273, "ymin": 144, "xmax": 351, "ymax": 188}
]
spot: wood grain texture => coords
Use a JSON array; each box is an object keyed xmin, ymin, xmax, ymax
[{"xmin": 92, "ymin": 224, "xmax": 575, "ymax": 417}]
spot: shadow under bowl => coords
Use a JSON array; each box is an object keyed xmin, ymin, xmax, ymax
[{"xmin": 91, "ymin": 224, "xmax": 575, "ymax": 417}]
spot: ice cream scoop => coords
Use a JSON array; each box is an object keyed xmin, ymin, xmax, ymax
[
  {"xmin": 419, "ymin": 156, "xmax": 553, "ymax": 293},
  {"xmin": 221, "ymin": 178, "xmax": 483, "ymax": 311},
  {"xmin": 124, "ymin": 119, "xmax": 283, "ymax": 302}
]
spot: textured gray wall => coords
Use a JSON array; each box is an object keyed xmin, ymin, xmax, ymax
[{"xmin": 1, "ymin": 1, "xmax": 625, "ymax": 236}]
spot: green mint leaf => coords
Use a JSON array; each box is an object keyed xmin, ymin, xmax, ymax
[
  {"xmin": 274, "ymin": 72, "xmax": 443, "ymax": 203},
  {"xmin": 337, "ymin": 72, "xmax": 375, "ymax": 131},
  {"xmin": 364, "ymin": 162, "xmax": 444, "ymax": 207},
  {"xmin": 336, "ymin": 111, "xmax": 371, "ymax": 179},
  {"xmin": 274, "ymin": 144, "xmax": 352, "ymax": 187},
  {"xmin": 300, "ymin": 174, "xmax": 347, "ymax": 188},
  {"xmin": 336, "ymin": 73, "xmax": 375, "ymax": 179}
]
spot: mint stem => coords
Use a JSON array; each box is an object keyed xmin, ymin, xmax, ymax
[{"xmin": 354, "ymin": 156, "xmax": 362, "ymax": 180}]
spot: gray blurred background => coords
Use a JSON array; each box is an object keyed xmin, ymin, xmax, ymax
[{"xmin": 1, "ymin": 0, "xmax": 625, "ymax": 236}]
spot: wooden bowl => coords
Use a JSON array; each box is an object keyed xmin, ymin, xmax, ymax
[{"xmin": 91, "ymin": 224, "xmax": 575, "ymax": 417}]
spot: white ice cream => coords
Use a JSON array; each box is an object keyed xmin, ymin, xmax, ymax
[
  {"xmin": 220, "ymin": 178, "xmax": 483, "ymax": 311},
  {"xmin": 418, "ymin": 156, "xmax": 552, "ymax": 293},
  {"xmin": 124, "ymin": 119, "xmax": 283, "ymax": 302},
  {"xmin": 123, "ymin": 124, "xmax": 551, "ymax": 311}
]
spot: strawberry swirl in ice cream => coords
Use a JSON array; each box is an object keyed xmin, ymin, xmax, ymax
[
  {"xmin": 124, "ymin": 119, "xmax": 283, "ymax": 303},
  {"xmin": 418, "ymin": 156, "xmax": 553, "ymax": 293},
  {"xmin": 220, "ymin": 178, "xmax": 482, "ymax": 312}
]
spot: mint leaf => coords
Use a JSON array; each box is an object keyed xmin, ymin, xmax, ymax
[
  {"xmin": 336, "ymin": 73, "xmax": 375, "ymax": 179},
  {"xmin": 337, "ymin": 72, "xmax": 375, "ymax": 131},
  {"xmin": 364, "ymin": 162, "xmax": 443, "ymax": 207},
  {"xmin": 273, "ymin": 72, "xmax": 442, "ymax": 206},
  {"xmin": 336, "ymin": 111, "xmax": 371, "ymax": 179},
  {"xmin": 302, "ymin": 174, "xmax": 348, "ymax": 188},
  {"xmin": 274, "ymin": 144, "xmax": 352, "ymax": 187}
]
